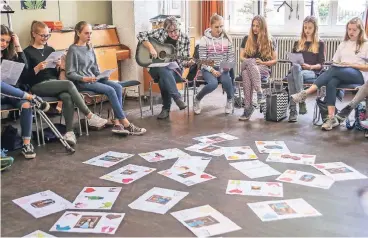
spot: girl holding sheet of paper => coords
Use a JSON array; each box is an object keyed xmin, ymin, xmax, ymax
[
  {"xmin": 1, "ymin": 24, "xmax": 50, "ymax": 159},
  {"xmin": 239, "ymin": 15, "xmax": 277, "ymax": 121},
  {"xmin": 286, "ymin": 16, "xmax": 325, "ymax": 122},
  {"xmin": 66, "ymin": 21, "xmax": 146, "ymax": 136},
  {"xmin": 23, "ymin": 21, "xmax": 108, "ymax": 146},
  {"xmin": 194, "ymin": 13, "xmax": 235, "ymax": 115},
  {"xmin": 291, "ymin": 17, "xmax": 368, "ymax": 131}
]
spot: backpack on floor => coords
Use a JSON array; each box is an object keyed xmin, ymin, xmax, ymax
[
  {"xmin": 1, "ymin": 125, "xmax": 23, "ymax": 151},
  {"xmin": 346, "ymin": 101, "xmax": 367, "ymax": 131}
]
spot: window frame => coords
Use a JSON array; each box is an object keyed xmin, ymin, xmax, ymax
[{"xmin": 224, "ymin": 0, "xmax": 367, "ymax": 36}]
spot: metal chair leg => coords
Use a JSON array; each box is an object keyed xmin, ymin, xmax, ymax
[
  {"xmin": 39, "ymin": 111, "xmax": 45, "ymax": 146},
  {"xmin": 149, "ymin": 81, "xmax": 153, "ymax": 115},
  {"xmin": 76, "ymin": 107, "xmax": 82, "ymax": 136},
  {"xmin": 33, "ymin": 107, "xmax": 41, "ymax": 147},
  {"xmin": 138, "ymin": 85, "xmax": 143, "ymax": 118}
]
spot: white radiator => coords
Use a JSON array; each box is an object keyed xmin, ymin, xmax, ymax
[{"xmin": 231, "ymin": 35, "xmax": 342, "ymax": 80}]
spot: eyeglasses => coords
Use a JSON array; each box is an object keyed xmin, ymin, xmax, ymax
[
  {"xmin": 167, "ymin": 29, "xmax": 179, "ymax": 34},
  {"xmin": 35, "ymin": 33, "xmax": 51, "ymax": 38}
]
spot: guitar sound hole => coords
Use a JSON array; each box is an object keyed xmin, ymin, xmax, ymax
[{"xmin": 158, "ymin": 51, "xmax": 167, "ymax": 59}]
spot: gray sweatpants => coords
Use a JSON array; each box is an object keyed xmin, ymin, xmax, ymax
[{"xmin": 31, "ymin": 80, "xmax": 91, "ymax": 132}]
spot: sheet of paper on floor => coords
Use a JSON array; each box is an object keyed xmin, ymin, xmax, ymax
[
  {"xmin": 138, "ymin": 148, "xmax": 190, "ymax": 162},
  {"xmin": 22, "ymin": 230, "xmax": 56, "ymax": 237},
  {"xmin": 171, "ymin": 204, "xmax": 241, "ymax": 237},
  {"xmin": 185, "ymin": 143, "xmax": 224, "ymax": 156},
  {"xmin": 50, "ymin": 211, "xmax": 124, "ymax": 234},
  {"xmin": 192, "ymin": 133, "xmax": 239, "ymax": 144},
  {"xmin": 247, "ymin": 198, "xmax": 322, "ymax": 222},
  {"xmin": 276, "ymin": 170, "xmax": 334, "ymax": 189},
  {"xmin": 226, "ymin": 180, "xmax": 283, "ymax": 197},
  {"xmin": 266, "ymin": 152, "xmax": 316, "ymax": 165},
  {"xmin": 158, "ymin": 168, "xmax": 216, "ymax": 186},
  {"xmin": 312, "ymin": 162, "xmax": 368, "ymax": 181},
  {"xmin": 83, "ymin": 151, "xmax": 134, "ymax": 168},
  {"xmin": 230, "ymin": 160, "xmax": 281, "ymax": 179},
  {"xmin": 255, "ymin": 141, "xmax": 290, "ymax": 154},
  {"xmin": 223, "ymin": 146, "xmax": 258, "ymax": 161},
  {"xmin": 128, "ymin": 187, "xmax": 189, "ymax": 214},
  {"xmin": 170, "ymin": 156, "xmax": 212, "ymax": 172},
  {"xmin": 100, "ymin": 164, "xmax": 156, "ymax": 184},
  {"xmin": 13, "ymin": 190, "xmax": 72, "ymax": 218},
  {"xmin": 72, "ymin": 187, "xmax": 122, "ymax": 209}
]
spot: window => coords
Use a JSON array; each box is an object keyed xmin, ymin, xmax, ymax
[
  {"xmin": 225, "ymin": 0, "xmax": 367, "ymax": 36},
  {"xmin": 225, "ymin": 0, "xmax": 256, "ymax": 33},
  {"xmin": 264, "ymin": 0, "xmax": 285, "ymax": 26},
  {"xmin": 336, "ymin": 0, "xmax": 366, "ymax": 25}
]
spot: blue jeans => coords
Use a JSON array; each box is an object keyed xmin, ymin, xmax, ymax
[
  {"xmin": 314, "ymin": 66, "xmax": 364, "ymax": 106},
  {"xmin": 196, "ymin": 69, "xmax": 234, "ymax": 101},
  {"xmin": 1, "ymin": 82, "xmax": 32, "ymax": 140},
  {"xmin": 77, "ymin": 79, "xmax": 125, "ymax": 119},
  {"xmin": 149, "ymin": 67, "xmax": 182, "ymax": 110},
  {"xmin": 287, "ymin": 64, "xmax": 316, "ymax": 107}
]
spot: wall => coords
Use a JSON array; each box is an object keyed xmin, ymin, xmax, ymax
[
  {"xmin": 1, "ymin": 0, "xmax": 112, "ymax": 47},
  {"xmin": 112, "ymin": 0, "xmax": 160, "ymax": 94},
  {"xmin": 189, "ymin": 0, "xmax": 201, "ymax": 41}
]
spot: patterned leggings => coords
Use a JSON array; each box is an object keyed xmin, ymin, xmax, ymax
[{"xmin": 241, "ymin": 59, "xmax": 271, "ymax": 109}]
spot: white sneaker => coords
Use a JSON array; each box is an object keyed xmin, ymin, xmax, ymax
[
  {"xmin": 225, "ymin": 99, "xmax": 233, "ymax": 114},
  {"xmin": 87, "ymin": 114, "xmax": 108, "ymax": 128},
  {"xmin": 64, "ymin": 131, "xmax": 77, "ymax": 145},
  {"xmin": 193, "ymin": 97, "xmax": 202, "ymax": 115}
]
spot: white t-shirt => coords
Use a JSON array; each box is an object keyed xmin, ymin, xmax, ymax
[{"xmin": 333, "ymin": 40, "xmax": 368, "ymax": 83}]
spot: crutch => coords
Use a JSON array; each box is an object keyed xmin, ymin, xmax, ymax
[{"xmin": 34, "ymin": 106, "xmax": 75, "ymax": 154}]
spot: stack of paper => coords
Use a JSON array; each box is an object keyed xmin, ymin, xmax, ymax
[
  {"xmin": 226, "ymin": 180, "xmax": 283, "ymax": 197},
  {"xmin": 312, "ymin": 162, "xmax": 367, "ymax": 181},
  {"xmin": 255, "ymin": 141, "xmax": 290, "ymax": 154},
  {"xmin": 100, "ymin": 164, "xmax": 156, "ymax": 184},
  {"xmin": 185, "ymin": 143, "xmax": 223, "ymax": 156},
  {"xmin": 192, "ymin": 133, "xmax": 239, "ymax": 144},
  {"xmin": 83, "ymin": 151, "xmax": 134, "ymax": 168},
  {"xmin": 223, "ymin": 146, "xmax": 258, "ymax": 161},
  {"xmin": 266, "ymin": 152, "xmax": 316, "ymax": 165},
  {"xmin": 276, "ymin": 170, "xmax": 334, "ymax": 189}
]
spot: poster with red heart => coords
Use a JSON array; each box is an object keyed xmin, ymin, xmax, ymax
[{"xmin": 100, "ymin": 164, "xmax": 156, "ymax": 185}]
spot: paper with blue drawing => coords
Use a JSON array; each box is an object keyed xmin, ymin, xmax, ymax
[
  {"xmin": 276, "ymin": 170, "xmax": 334, "ymax": 189},
  {"xmin": 71, "ymin": 187, "xmax": 122, "ymax": 210},
  {"xmin": 50, "ymin": 211, "xmax": 125, "ymax": 234},
  {"xmin": 171, "ymin": 205, "xmax": 241, "ymax": 237},
  {"xmin": 128, "ymin": 187, "xmax": 189, "ymax": 214},
  {"xmin": 12, "ymin": 190, "xmax": 72, "ymax": 218},
  {"xmin": 248, "ymin": 198, "xmax": 322, "ymax": 222}
]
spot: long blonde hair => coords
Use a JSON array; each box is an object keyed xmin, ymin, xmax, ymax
[
  {"xmin": 30, "ymin": 20, "xmax": 48, "ymax": 45},
  {"xmin": 296, "ymin": 16, "xmax": 320, "ymax": 54},
  {"xmin": 244, "ymin": 15, "xmax": 273, "ymax": 60},
  {"xmin": 344, "ymin": 17, "xmax": 367, "ymax": 53},
  {"xmin": 210, "ymin": 13, "xmax": 232, "ymax": 43}
]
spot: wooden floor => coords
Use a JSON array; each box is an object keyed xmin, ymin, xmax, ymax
[{"xmin": 2, "ymin": 88, "xmax": 368, "ymax": 237}]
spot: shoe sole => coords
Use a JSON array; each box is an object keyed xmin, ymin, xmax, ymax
[
  {"xmin": 178, "ymin": 105, "xmax": 187, "ymax": 110},
  {"xmin": 22, "ymin": 152, "xmax": 36, "ymax": 159},
  {"xmin": 288, "ymin": 119, "xmax": 297, "ymax": 123},
  {"xmin": 157, "ymin": 115, "xmax": 169, "ymax": 119},
  {"xmin": 129, "ymin": 130, "xmax": 147, "ymax": 136},
  {"xmin": 112, "ymin": 129, "xmax": 130, "ymax": 135},
  {"xmin": 321, "ymin": 123, "xmax": 339, "ymax": 131},
  {"xmin": 239, "ymin": 117, "xmax": 250, "ymax": 121}
]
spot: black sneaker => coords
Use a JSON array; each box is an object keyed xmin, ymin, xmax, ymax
[
  {"xmin": 336, "ymin": 105, "xmax": 354, "ymax": 123},
  {"xmin": 22, "ymin": 143, "xmax": 36, "ymax": 159},
  {"xmin": 32, "ymin": 96, "xmax": 50, "ymax": 112},
  {"xmin": 125, "ymin": 123, "xmax": 147, "ymax": 135}
]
